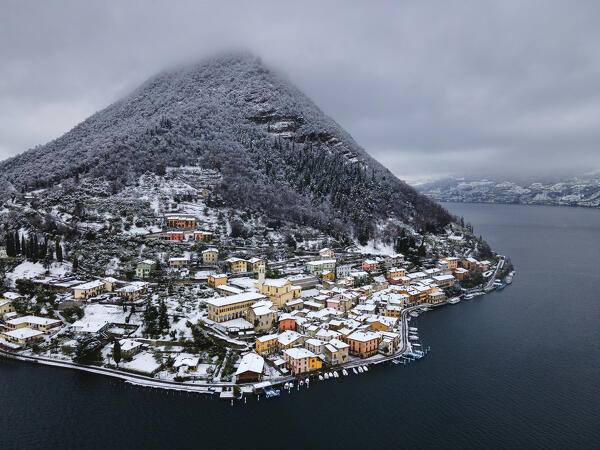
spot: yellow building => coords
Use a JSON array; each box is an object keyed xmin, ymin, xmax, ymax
[
  {"xmin": 1, "ymin": 328, "xmax": 44, "ymax": 346},
  {"xmin": 255, "ymin": 334, "xmax": 278, "ymax": 355},
  {"xmin": 206, "ymin": 292, "xmax": 265, "ymax": 323},
  {"xmin": 386, "ymin": 267, "xmax": 406, "ymax": 279},
  {"xmin": 319, "ymin": 248, "xmax": 335, "ymax": 259},
  {"xmin": 256, "ymin": 278, "xmax": 297, "ymax": 308},
  {"xmin": 165, "ymin": 215, "xmax": 196, "ymax": 229},
  {"xmin": 4, "ymin": 315, "xmax": 62, "ymax": 333},
  {"xmin": 0, "ymin": 299, "xmax": 15, "ymax": 319},
  {"xmin": 208, "ymin": 273, "xmax": 227, "ymax": 289},
  {"xmin": 247, "ymin": 258, "xmax": 266, "ymax": 272},
  {"xmin": 322, "ymin": 270, "xmax": 335, "ymax": 281},
  {"xmin": 226, "ymin": 257, "xmax": 248, "ymax": 273},
  {"xmin": 202, "ymin": 248, "xmax": 219, "ymax": 264},
  {"xmin": 72, "ymin": 280, "xmax": 106, "ymax": 300}
]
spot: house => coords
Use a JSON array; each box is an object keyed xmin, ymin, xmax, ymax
[
  {"xmin": 285, "ymin": 298, "xmax": 304, "ymax": 311},
  {"xmin": 386, "ymin": 267, "xmax": 406, "ymax": 280},
  {"xmin": 1, "ymin": 328, "xmax": 43, "ymax": 346},
  {"xmin": 346, "ymin": 331, "xmax": 380, "ymax": 358},
  {"xmin": 116, "ymin": 282, "xmax": 148, "ymax": 301},
  {"xmin": 278, "ymin": 314, "xmax": 296, "ymax": 332},
  {"xmin": 454, "ymin": 267, "xmax": 469, "ymax": 280},
  {"xmin": 202, "ymin": 248, "xmax": 219, "ymax": 264},
  {"xmin": 235, "ymin": 352, "xmax": 265, "ymax": 383},
  {"xmin": 442, "ymin": 257, "xmax": 460, "ymax": 270},
  {"xmin": 101, "ymin": 277, "xmax": 118, "ymax": 292},
  {"xmin": 173, "ymin": 354, "xmax": 200, "ymax": 373},
  {"xmin": 384, "ymin": 253, "xmax": 404, "ymax": 268},
  {"xmin": 136, "ymin": 260, "xmax": 156, "ymax": 279},
  {"xmin": 119, "ymin": 339, "xmax": 143, "ymax": 358},
  {"xmin": 206, "ymin": 292, "xmax": 265, "ymax": 323},
  {"xmin": 215, "ymin": 284, "xmax": 243, "ymax": 296},
  {"xmin": 169, "ymin": 257, "xmax": 190, "ymax": 268},
  {"xmin": 315, "ymin": 328, "xmax": 341, "ymax": 342},
  {"xmin": 246, "ymin": 257, "xmax": 266, "ymax": 272},
  {"xmin": 432, "ymin": 274, "xmax": 455, "ymax": 289},
  {"xmin": 362, "ymin": 260, "xmax": 379, "ymax": 272},
  {"xmin": 4, "ymin": 315, "xmax": 62, "ymax": 333},
  {"xmin": 72, "ymin": 280, "xmax": 106, "ymax": 300},
  {"xmin": 165, "ymin": 215, "xmax": 196, "ymax": 229},
  {"xmin": 0, "ymin": 299, "xmax": 15, "ymax": 319},
  {"xmin": 71, "ymin": 320, "xmax": 110, "ymax": 337},
  {"xmin": 255, "ymin": 334, "xmax": 278, "ymax": 355},
  {"xmin": 226, "ymin": 257, "xmax": 248, "ymax": 273},
  {"xmin": 168, "ymin": 231, "xmax": 185, "ymax": 241},
  {"xmin": 336, "ymin": 264, "xmax": 352, "ymax": 279},
  {"xmin": 478, "ymin": 260, "xmax": 491, "ymax": 271},
  {"xmin": 462, "ymin": 257, "xmax": 479, "ymax": 271},
  {"xmin": 208, "ymin": 273, "xmax": 227, "ymax": 289},
  {"xmin": 368, "ymin": 316, "xmax": 397, "ymax": 332},
  {"xmin": 246, "ymin": 301, "xmax": 278, "ymax": 332},
  {"xmin": 323, "ymin": 339, "xmax": 349, "ymax": 365},
  {"xmin": 322, "ymin": 270, "xmax": 335, "ymax": 281},
  {"xmin": 283, "ymin": 348, "xmax": 322, "ymax": 375},
  {"xmin": 305, "ymin": 259, "xmax": 336, "ymax": 276},
  {"xmin": 193, "ymin": 230, "xmax": 213, "ymax": 242},
  {"xmin": 305, "ymin": 338, "xmax": 325, "ymax": 355},
  {"xmin": 319, "ymin": 248, "xmax": 335, "ymax": 259},
  {"xmin": 277, "ymin": 330, "xmax": 304, "ymax": 350},
  {"xmin": 428, "ymin": 291, "xmax": 446, "ymax": 304}
]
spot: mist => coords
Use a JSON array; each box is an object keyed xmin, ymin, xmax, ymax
[{"xmin": 1, "ymin": 0, "xmax": 599, "ymax": 183}]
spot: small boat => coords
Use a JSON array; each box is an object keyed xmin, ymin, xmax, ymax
[
  {"xmin": 363, "ymin": 366, "xmax": 368, "ymax": 372},
  {"xmin": 305, "ymin": 378, "xmax": 309, "ymax": 385},
  {"xmin": 357, "ymin": 366, "xmax": 364, "ymax": 373},
  {"xmin": 352, "ymin": 368, "xmax": 358, "ymax": 374},
  {"xmin": 265, "ymin": 389, "xmax": 281, "ymax": 398},
  {"xmin": 324, "ymin": 373, "xmax": 329, "ymax": 379},
  {"xmin": 342, "ymin": 369, "xmax": 348, "ymax": 376},
  {"xmin": 299, "ymin": 380, "xmax": 304, "ymax": 387},
  {"xmin": 333, "ymin": 371, "xmax": 339, "ymax": 378},
  {"xmin": 409, "ymin": 327, "xmax": 418, "ymax": 332},
  {"xmin": 328, "ymin": 372, "xmax": 334, "ymax": 378},
  {"xmin": 496, "ymin": 283, "xmax": 506, "ymax": 291},
  {"xmin": 464, "ymin": 294, "xmax": 474, "ymax": 300},
  {"xmin": 318, "ymin": 375, "xmax": 323, "ymax": 381}
]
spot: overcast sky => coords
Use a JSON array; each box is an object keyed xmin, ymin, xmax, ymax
[{"xmin": 1, "ymin": 0, "xmax": 599, "ymax": 183}]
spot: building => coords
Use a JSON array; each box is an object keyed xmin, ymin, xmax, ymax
[
  {"xmin": 246, "ymin": 301, "xmax": 278, "ymax": 333},
  {"xmin": 305, "ymin": 259, "xmax": 336, "ymax": 276},
  {"xmin": 4, "ymin": 315, "xmax": 62, "ymax": 333},
  {"xmin": 278, "ymin": 314, "xmax": 297, "ymax": 332},
  {"xmin": 319, "ymin": 248, "xmax": 335, "ymax": 259},
  {"xmin": 206, "ymin": 292, "xmax": 265, "ymax": 323},
  {"xmin": 72, "ymin": 280, "xmax": 106, "ymax": 300},
  {"xmin": 256, "ymin": 278, "xmax": 300, "ymax": 308},
  {"xmin": 277, "ymin": 330, "xmax": 304, "ymax": 350},
  {"xmin": 1, "ymin": 328, "xmax": 44, "ymax": 346},
  {"xmin": 193, "ymin": 230, "xmax": 213, "ymax": 242},
  {"xmin": 235, "ymin": 352, "xmax": 265, "ymax": 383},
  {"xmin": 169, "ymin": 257, "xmax": 190, "ymax": 268},
  {"xmin": 336, "ymin": 264, "xmax": 352, "ymax": 279},
  {"xmin": 346, "ymin": 331, "xmax": 380, "ymax": 358},
  {"xmin": 226, "ymin": 257, "xmax": 248, "ymax": 273},
  {"xmin": 119, "ymin": 339, "xmax": 143, "ymax": 358},
  {"xmin": 169, "ymin": 231, "xmax": 185, "ymax": 241},
  {"xmin": 246, "ymin": 257, "xmax": 266, "ymax": 272},
  {"xmin": 322, "ymin": 270, "xmax": 335, "ymax": 281},
  {"xmin": 323, "ymin": 339, "xmax": 350, "ymax": 365},
  {"xmin": 0, "ymin": 299, "xmax": 15, "ymax": 319},
  {"xmin": 136, "ymin": 260, "xmax": 156, "ymax": 278},
  {"xmin": 432, "ymin": 274, "xmax": 455, "ymax": 289},
  {"xmin": 283, "ymin": 348, "xmax": 322, "ymax": 375},
  {"xmin": 116, "ymin": 282, "xmax": 148, "ymax": 301},
  {"xmin": 386, "ymin": 267, "xmax": 406, "ymax": 280},
  {"xmin": 442, "ymin": 257, "xmax": 460, "ymax": 270},
  {"xmin": 165, "ymin": 215, "xmax": 196, "ymax": 229},
  {"xmin": 362, "ymin": 260, "xmax": 379, "ymax": 272},
  {"xmin": 462, "ymin": 257, "xmax": 479, "ymax": 271},
  {"xmin": 454, "ymin": 267, "xmax": 469, "ymax": 280},
  {"xmin": 207, "ymin": 273, "xmax": 227, "ymax": 289},
  {"xmin": 428, "ymin": 291, "xmax": 446, "ymax": 304},
  {"xmin": 70, "ymin": 320, "xmax": 110, "ymax": 337},
  {"xmin": 255, "ymin": 334, "xmax": 278, "ymax": 355},
  {"xmin": 384, "ymin": 253, "xmax": 404, "ymax": 268},
  {"xmin": 305, "ymin": 338, "xmax": 325, "ymax": 355},
  {"xmin": 202, "ymin": 248, "xmax": 219, "ymax": 264}
]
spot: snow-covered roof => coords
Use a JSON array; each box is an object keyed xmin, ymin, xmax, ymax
[
  {"xmin": 433, "ymin": 274, "xmax": 455, "ymax": 281},
  {"xmin": 306, "ymin": 259, "xmax": 336, "ymax": 266},
  {"xmin": 2, "ymin": 328, "xmax": 44, "ymax": 339},
  {"xmin": 6, "ymin": 315, "xmax": 61, "ymax": 326},
  {"xmin": 284, "ymin": 347, "xmax": 316, "ymax": 360},
  {"xmin": 278, "ymin": 330, "xmax": 302, "ymax": 346},
  {"xmin": 210, "ymin": 273, "xmax": 227, "ymax": 278},
  {"xmin": 203, "ymin": 248, "xmax": 219, "ymax": 254},
  {"xmin": 140, "ymin": 259, "xmax": 156, "ymax": 265},
  {"xmin": 329, "ymin": 338, "xmax": 349, "ymax": 349},
  {"xmin": 119, "ymin": 339, "xmax": 142, "ymax": 352},
  {"xmin": 235, "ymin": 352, "xmax": 264, "ymax": 375},
  {"xmin": 262, "ymin": 278, "xmax": 290, "ymax": 288},
  {"xmin": 206, "ymin": 292, "xmax": 265, "ymax": 307},
  {"xmin": 73, "ymin": 280, "xmax": 105, "ymax": 291},
  {"xmin": 71, "ymin": 320, "xmax": 109, "ymax": 333},
  {"xmin": 347, "ymin": 331, "xmax": 380, "ymax": 342},
  {"xmin": 173, "ymin": 354, "xmax": 200, "ymax": 368},
  {"xmin": 169, "ymin": 257, "xmax": 189, "ymax": 262},
  {"xmin": 256, "ymin": 333, "xmax": 278, "ymax": 343}
]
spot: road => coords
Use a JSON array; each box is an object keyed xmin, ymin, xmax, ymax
[{"xmin": 484, "ymin": 255, "xmax": 505, "ymax": 291}]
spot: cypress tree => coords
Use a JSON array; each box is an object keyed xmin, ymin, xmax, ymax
[
  {"xmin": 15, "ymin": 232, "xmax": 20, "ymax": 255},
  {"xmin": 55, "ymin": 241, "xmax": 63, "ymax": 262},
  {"xmin": 113, "ymin": 340, "xmax": 121, "ymax": 367},
  {"xmin": 72, "ymin": 256, "xmax": 79, "ymax": 273}
]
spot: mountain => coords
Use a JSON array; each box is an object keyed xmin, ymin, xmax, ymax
[
  {"xmin": 417, "ymin": 174, "xmax": 600, "ymax": 208},
  {"xmin": 0, "ymin": 52, "xmax": 451, "ymax": 243}
]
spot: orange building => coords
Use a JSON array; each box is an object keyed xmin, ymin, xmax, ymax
[
  {"xmin": 362, "ymin": 260, "xmax": 379, "ymax": 272},
  {"xmin": 255, "ymin": 334, "xmax": 278, "ymax": 355},
  {"xmin": 442, "ymin": 257, "xmax": 459, "ymax": 270},
  {"xmin": 194, "ymin": 231, "xmax": 213, "ymax": 242},
  {"xmin": 208, "ymin": 273, "xmax": 227, "ymax": 289},
  {"xmin": 169, "ymin": 231, "xmax": 185, "ymax": 241},
  {"xmin": 279, "ymin": 316, "xmax": 296, "ymax": 332},
  {"xmin": 166, "ymin": 216, "xmax": 196, "ymax": 229},
  {"xmin": 346, "ymin": 331, "xmax": 380, "ymax": 358}
]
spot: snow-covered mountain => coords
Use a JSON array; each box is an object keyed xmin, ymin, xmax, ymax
[
  {"xmin": 0, "ymin": 52, "xmax": 451, "ymax": 242},
  {"xmin": 417, "ymin": 175, "xmax": 600, "ymax": 208}
]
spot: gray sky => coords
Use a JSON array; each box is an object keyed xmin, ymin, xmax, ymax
[{"xmin": 1, "ymin": 0, "xmax": 599, "ymax": 183}]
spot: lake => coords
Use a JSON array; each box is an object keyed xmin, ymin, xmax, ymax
[{"xmin": 1, "ymin": 203, "xmax": 599, "ymax": 449}]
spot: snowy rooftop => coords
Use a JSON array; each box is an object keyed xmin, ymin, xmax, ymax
[
  {"xmin": 6, "ymin": 315, "xmax": 61, "ymax": 326},
  {"xmin": 284, "ymin": 347, "xmax": 316, "ymax": 360},
  {"xmin": 73, "ymin": 280, "xmax": 105, "ymax": 291},
  {"xmin": 235, "ymin": 352, "xmax": 264, "ymax": 375},
  {"xmin": 206, "ymin": 292, "xmax": 265, "ymax": 307},
  {"xmin": 2, "ymin": 328, "xmax": 44, "ymax": 339},
  {"xmin": 347, "ymin": 331, "xmax": 380, "ymax": 342}
]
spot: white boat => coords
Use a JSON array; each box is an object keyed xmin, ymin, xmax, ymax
[
  {"xmin": 324, "ymin": 373, "xmax": 329, "ymax": 379},
  {"xmin": 409, "ymin": 327, "xmax": 418, "ymax": 332},
  {"xmin": 363, "ymin": 366, "xmax": 369, "ymax": 372},
  {"xmin": 357, "ymin": 366, "xmax": 364, "ymax": 373},
  {"xmin": 299, "ymin": 380, "xmax": 304, "ymax": 387},
  {"xmin": 318, "ymin": 375, "xmax": 323, "ymax": 381},
  {"xmin": 333, "ymin": 371, "xmax": 339, "ymax": 378},
  {"xmin": 342, "ymin": 369, "xmax": 348, "ymax": 376},
  {"xmin": 352, "ymin": 368, "xmax": 358, "ymax": 374},
  {"xmin": 305, "ymin": 378, "xmax": 309, "ymax": 385},
  {"xmin": 328, "ymin": 372, "xmax": 334, "ymax": 378}
]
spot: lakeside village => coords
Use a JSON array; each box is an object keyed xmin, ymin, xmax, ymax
[{"xmin": 0, "ymin": 213, "xmax": 513, "ymax": 400}]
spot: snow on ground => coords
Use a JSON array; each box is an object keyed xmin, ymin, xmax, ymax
[
  {"xmin": 356, "ymin": 240, "xmax": 396, "ymax": 256},
  {"xmin": 122, "ymin": 351, "xmax": 161, "ymax": 374},
  {"xmin": 83, "ymin": 304, "xmax": 140, "ymax": 325},
  {"xmin": 5, "ymin": 261, "xmax": 71, "ymax": 286}
]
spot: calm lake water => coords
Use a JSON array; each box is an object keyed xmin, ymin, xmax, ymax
[{"xmin": 1, "ymin": 203, "xmax": 599, "ymax": 449}]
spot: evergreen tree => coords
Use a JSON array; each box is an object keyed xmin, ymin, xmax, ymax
[
  {"xmin": 113, "ymin": 340, "xmax": 121, "ymax": 366},
  {"xmin": 55, "ymin": 240, "xmax": 63, "ymax": 262},
  {"xmin": 15, "ymin": 232, "xmax": 20, "ymax": 255},
  {"xmin": 158, "ymin": 299, "xmax": 169, "ymax": 331},
  {"xmin": 72, "ymin": 256, "xmax": 79, "ymax": 273}
]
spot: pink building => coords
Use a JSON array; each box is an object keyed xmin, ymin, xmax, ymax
[{"xmin": 326, "ymin": 299, "xmax": 345, "ymax": 313}]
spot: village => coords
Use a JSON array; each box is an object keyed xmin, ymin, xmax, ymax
[{"xmin": 0, "ymin": 211, "xmax": 511, "ymax": 400}]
